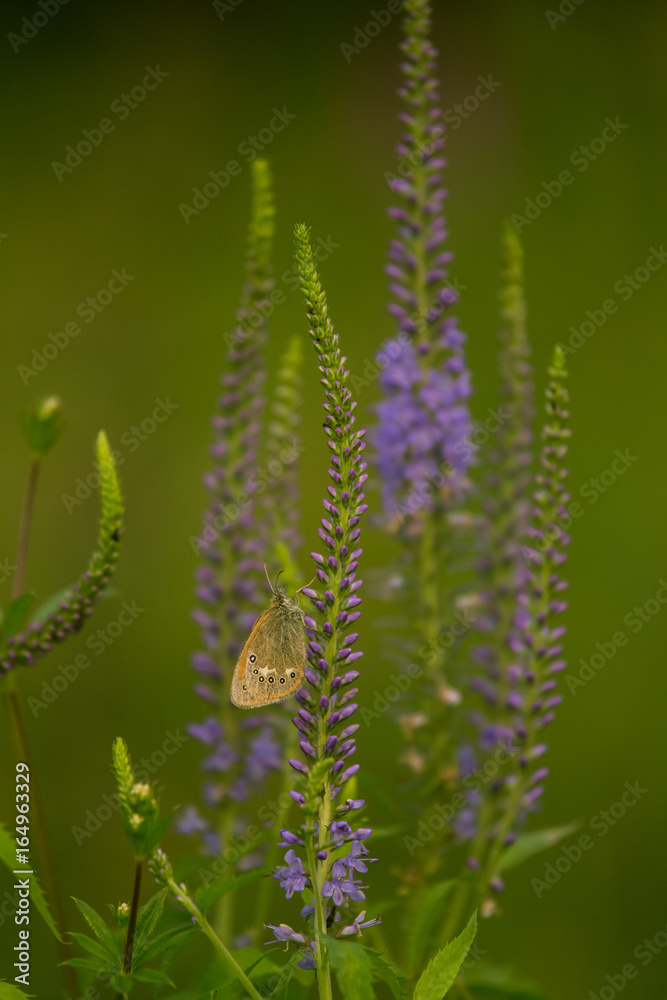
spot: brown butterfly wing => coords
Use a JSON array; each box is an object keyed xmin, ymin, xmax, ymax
[{"xmin": 230, "ymin": 594, "xmax": 306, "ymax": 709}]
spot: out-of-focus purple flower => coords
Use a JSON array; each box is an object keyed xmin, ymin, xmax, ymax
[{"xmin": 377, "ymin": 1, "xmax": 473, "ymax": 517}]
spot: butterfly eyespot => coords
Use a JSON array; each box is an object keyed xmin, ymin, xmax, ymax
[
  {"xmin": 249, "ymin": 654, "xmax": 257, "ymax": 663},
  {"xmin": 279, "ymin": 677, "xmax": 285, "ymax": 684},
  {"xmin": 259, "ymin": 676, "xmax": 265, "ymax": 682},
  {"xmin": 290, "ymin": 672, "xmax": 296, "ymax": 678},
  {"xmin": 243, "ymin": 685, "xmax": 247, "ymax": 690},
  {"xmin": 253, "ymin": 668, "xmax": 259, "ymax": 674},
  {"xmin": 268, "ymin": 676, "xmax": 275, "ymax": 683}
]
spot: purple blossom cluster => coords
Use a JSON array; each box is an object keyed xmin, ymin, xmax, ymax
[
  {"xmin": 180, "ymin": 160, "xmax": 283, "ymax": 845},
  {"xmin": 264, "ymin": 226, "xmax": 380, "ymax": 970},
  {"xmin": 377, "ymin": 0, "xmax": 473, "ymax": 516}
]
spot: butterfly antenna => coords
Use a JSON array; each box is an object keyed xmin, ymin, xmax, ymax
[
  {"xmin": 274, "ymin": 569, "xmax": 284, "ymax": 590},
  {"xmin": 296, "ymin": 575, "xmax": 316, "ymax": 596},
  {"xmin": 263, "ymin": 562, "xmax": 274, "ymax": 593}
]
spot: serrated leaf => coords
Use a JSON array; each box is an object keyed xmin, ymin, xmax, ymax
[
  {"xmin": 151, "ymin": 930, "xmax": 199, "ymax": 998},
  {"xmin": 364, "ymin": 949, "xmax": 406, "ymax": 999},
  {"xmin": 497, "ymin": 822, "xmax": 580, "ymax": 873},
  {"xmin": 194, "ymin": 867, "xmax": 269, "ymax": 914},
  {"xmin": 0, "ymin": 982, "xmax": 35, "ymax": 999},
  {"xmin": 413, "ymin": 911, "xmax": 477, "ymax": 1000},
  {"xmin": 64, "ymin": 957, "xmax": 106, "ymax": 972},
  {"xmin": 133, "ymin": 968, "xmax": 174, "ymax": 985},
  {"xmin": 1, "ymin": 594, "xmax": 35, "ymax": 645},
  {"xmin": 133, "ymin": 926, "xmax": 196, "ymax": 970},
  {"xmin": 407, "ymin": 880, "xmax": 457, "ymax": 975},
  {"xmin": 69, "ymin": 931, "xmax": 113, "ymax": 963},
  {"xmin": 322, "ymin": 934, "xmax": 375, "ymax": 1000},
  {"xmin": 134, "ymin": 888, "xmax": 168, "ymax": 955},
  {"xmin": 0, "ymin": 821, "xmax": 62, "ymax": 941},
  {"xmin": 71, "ymin": 897, "xmax": 118, "ymax": 955}
]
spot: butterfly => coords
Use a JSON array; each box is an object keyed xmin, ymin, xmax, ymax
[{"xmin": 230, "ymin": 571, "xmax": 307, "ymax": 709}]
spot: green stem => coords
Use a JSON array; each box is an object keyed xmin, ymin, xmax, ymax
[
  {"xmin": 252, "ymin": 721, "xmax": 299, "ymax": 943},
  {"xmin": 12, "ymin": 457, "xmax": 40, "ymax": 600},
  {"xmin": 305, "ymin": 829, "xmax": 333, "ymax": 1000},
  {"xmin": 123, "ymin": 861, "xmax": 143, "ymax": 973},
  {"xmin": 165, "ymin": 873, "xmax": 264, "ymax": 1000},
  {"xmin": 2, "ymin": 455, "xmax": 79, "ymax": 997}
]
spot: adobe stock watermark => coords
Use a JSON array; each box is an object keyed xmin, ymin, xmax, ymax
[
  {"xmin": 213, "ymin": 0, "xmax": 242, "ymax": 20},
  {"xmin": 222, "ymin": 234, "xmax": 340, "ymax": 349},
  {"xmin": 189, "ymin": 438, "xmax": 305, "ymax": 556},
  {"xmin": 17, "ymin": 268, "xmax": 136, "ymax": 384},
  {"xmin": 388, "ymin": 404, "xmax": 511, "ymax": 523},
  {"xmin": 558, "ymin": 245, "xmax": 667, "ymax": 357},
  {"xmin": 340, "ymin": 3, "xmax": 404, "ymax": 63},
  {"xmin": 522, "ymin": 448, "xmax": 638, "ymax": 562},
  {"xmin": 511, "ymin": 117, "xmax": 628, "ymax": 233},
  {"xmin": 348, "ymin": 277, "xmax": 467, "ymax": 397},
  {"xmin": 545, "ymin": 0, "xmax": 586, "ymax": 31},
  {"xmin": 178, "ymin": 107, "xmax": 296, "ymax": 224},
  {"xmin": 566, "ymin": 579, "xmax": 667, "ymax": 695},
  {"xmin": 588, "ymin": 919, "xmax": 667, "ymax": 1000},
  {"xmin": 51, "ymin": 67, "xmax": 169, "ymax": 182},
  {"xmin": 530, "ymin": 780, "xmax": 647, "ymax": 898},
  {"xmin": 0, "ymin": 558, "xmax": 17, "ymax": 585},
  {"xmin": 27, "ymin": 600, "xmax": 145, "ymax": 716},
  {"xmin": 70, "ymin": 729, "xmax": 189, "ymax": 846},
  {"xmin": 61, "ymin": 397, "xmax": 179, "ymax": 513},
  {"xmin": 8, "ymin": 0, "xmax": 70, "ymax": 53},
  {"xmin": 404, "ymin": 740, "xmax": 520, "ymax": 855},
  {"xmin": 384, "ymin": 76, "xmax": 500, "ymax": 186}
]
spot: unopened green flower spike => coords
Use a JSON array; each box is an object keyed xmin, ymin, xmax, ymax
[
  {"xmin": 0, "ymin": 430, "xmax": 124, "ymax": 672},
  {"xmin": 20, "ymin": 395, "xmax": 65, "ymax": 457},
  {"xmin": 112, "ymin": 737, "xmax": 171, "ymax": 860}
]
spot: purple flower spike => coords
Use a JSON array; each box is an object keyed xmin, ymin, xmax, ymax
[{"xmin": 270, "ymin": 227, "xmax": 376, "ymax": 957}]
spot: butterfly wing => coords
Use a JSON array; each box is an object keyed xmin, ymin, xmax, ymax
[{"xmin": 230, "ymin": 596, "xmax": 306, "ymax": 709}]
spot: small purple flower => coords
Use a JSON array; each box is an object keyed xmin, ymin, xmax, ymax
[
  {"xmin": 338, "ymin": 910, "xmax": 382, "ymax": 938},
  {"xmin": 274, "ymin": 850, "xmax": 308, "ymax": 900}
]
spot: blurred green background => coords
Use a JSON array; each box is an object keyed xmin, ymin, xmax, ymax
[{"xmin": 1, "ymin": 0, "xmax": 666, "ymax": 995}]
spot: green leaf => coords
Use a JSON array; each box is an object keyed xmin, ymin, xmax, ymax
[
  {"xmin": 69, "ymin": 931, "xmax": 113, "ymax": 963},
  {"xmin": 194, "ymin": 867, "xmax": 269, "ymax": 914},
  {"xmin": 406, "ymin": 880, "xmax": 457, "ymax": 975},
  {"xmin": 133, "ymin": 968, "xmax": 174, "ymax": 985},
  {"xmin": 0, "ymin": 982, "xmax": 35, "ymax": 999},
  {"xmin": 364, "ymin": 949, "xmax": 406, "ymax": 999},
  {"xmin": 497, "ymin": 822, "xmax": 580, "ymax": 873},
  {"xmin": 1, "ymin": 594, "xmax": 35, "ymax": 645},
  {"xmin": 64, "ymin": 957, "xmax": 106, "ymax": 972},
  {"xmin": 29, "ymin": 584, "xmax": 88, "ymax": 625},
  {"xmin": 322, "ymin": 934, "xmax": 376, "ymax": 1000},
  {"xmin": 142, "ymin": 813, "xmax": 174, "ymax": 857},
  {"xmin": 413, "ymin": 911, "xmax": 478, "ymax": 1000},
  {"xmin": 270, "ymin": 951, "xmax": 302, "ymax": 1000},
  {"xmin": 71, "ymin": 897, "xmax": 118, "ymax": 956},
  {"xmin": 0, "ymin": 821, "xmax": 62, "ymax": 941},
  {"xmin": 134, "ymin": 888, "xmax": 168, "ymax": 954},
  {"xmin": 133, "ymin": 925, "xmax": 196, "ymax": 970},
  {"xmin": 151, "ymin": 930, "xmax": 199, "ymax": 998}
]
